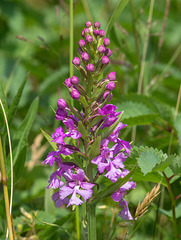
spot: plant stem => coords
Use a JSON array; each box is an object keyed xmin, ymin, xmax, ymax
[
  {"xmin": 0, "ymin": 137, "xmax": 14, "ymax": 240},
  {"xmin": 69, "ymin": 0, "xmax": 73, "ymax": 79},
  {"xmin": 163, "ymin": 172, "xmax": 178, "ymax": 240},
  {"xmin": 88, "ymin": 203, "xmax": 97, "ymax": 240},
  {"xmin": 76, "ymin": 206, "xmax": 80, "ymax": 240}
]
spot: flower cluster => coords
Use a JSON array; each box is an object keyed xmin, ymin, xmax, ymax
[{"xmin": 42, "ymin": 21, "xmax": 135, "ymax": 220}]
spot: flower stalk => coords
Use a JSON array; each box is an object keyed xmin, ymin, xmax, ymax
[{"xmin": 0, "ymin": 137, "xmax": 14, "ymax": 240}]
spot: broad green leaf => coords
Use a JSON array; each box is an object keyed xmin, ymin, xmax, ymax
[
  {"xmin": 88, "ymin": 135, "xmax": 101, "ymax": 161},
  {"xmin": 122, "ymin": 114, "xmax": 158, "ymax": 126},
  {"xmin": 101, "ymin": 112, "xmax": 124, "ymax": 139},
  {"xmin": 41, "ymin": 128, "xmax": 57, "ymax": 151},
  {"xmin": 169, "ymin": 155, "xmax": 181, "ymax": 175},
  {"xmin": 152, "ymin": 155, "xmax": 175, "ymax": 172},
  {"xmin": 137, "ymin": 148, "xmax": 166, "ymax": 175},
  {"xmin": 92, "ymin": 164, "xmax": 137, "ymax": 205},
  {"xmin": 13, "ymin": 97, "xmax": 39, "ymax": 163},
  {"xmin": 7, "ymin": 74, "xmax": 27, "ymax": 125},
  {"xmin": 44, "ymin": 188, "xmax": 55, "ymax": 217},
  {"xmin": 106, "ymin": 0, "xmax": 130, "ymax": 35},
  {"xmin": 155, "ymin": 202, "xmax": 181, "ymax": 219}
]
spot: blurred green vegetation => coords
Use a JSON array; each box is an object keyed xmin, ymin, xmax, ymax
[{"xmin": 0, "ymin": 0, "xmax": 181, "ymax": 239}]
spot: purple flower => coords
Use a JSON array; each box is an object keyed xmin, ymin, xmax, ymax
[
  {"xmin": 84, "ymin": 28, "xmax": 90, "ymax": 34},
  {"xmin": 101, "ymin": 56, "xmax": 109, "ymax": 65},
  {"xmin": 56, "ymin": 169, "xmax": 94, "ymax": 207},
  {"xmin": 107, "ymin": 122, "xmax": 127, "ymax": 142},
  {"xmin": 118, "ymin": 199, "xmax": 133, "ymax": 220},
  {"xmin": 103, "ymin": 91, "xmax": 113, "ymax": 101},
  {"xmin": 81, "ymin": 30, "xmax": 85, "ymax": 38},
  {"xmin": 42, "ymin": 150, "xmax": 62, "ymax": 166},
  {"xmin": 106, "ymin": 82, "xmax": 115, "ymax": 91},
  {"xmin": 63, "ymin": 118, "xmax": 81, "ymax": 139},
  {"xmin": 105, "ymin": 48, "xmax": 112, "ymax": 57},
  {"xmin": 93, "ymin": 29, "xmax": 99, "ymax": 36},
  {"xmin": 108, "ymin": 72, "xmax": 116, "ymax": 81},
  {"xmin": 64, "ymin": 78, "xmax": 72, "ymax": 88},
  {"xmin": 52, "ymin": 126, "xmax": 65, "ymax": 145},
  {"xmin": 112, "ymin": 139, "xmax": 132, "ymax": 156},
  {"xmin": 78, "ymin": 39, "xmax": 85, "ymax": 48},
  {"xmin": 55, "ymin": 107, "xmax": 68, "ymax": 120},
  {"xmin": 98, "ymin": 45, "xmax": 105, "ymax": 53},
  {"xmin": 103, "ymin": 38, "xmax": 110, "ymax": 46},
  {"xmin": 86, "ymin": 35, "xmax": 93, "ymax": 43},
  {"xmin": 71, "ymin": 89, "xmax": 80, "ymax": 100},
  {"xmin": 94, "ymin": 22, "xmax": 101, "ymax": 29},
  {"xmin": 52, "ymin": 191, "xmax": 69, "ymax": 208},
  {"xmin": 70, "ymin": 76, "xmax": 79, "ymax": 85},
  {"xmin": 47, "ymin": 171, "xmax": 64, "ymax": 189},
  {"xmin": 99, "ymin": 29, "xmax": 105, "ymax": 37},
  {"xmin": 86, "ymin": 63, "xmax": 94, "ymax": 72},
  {"xmin": 72, "ymin": 57, "xmax": 81, "ymax": 66},
  {"xmin": 81, "ymin": 52, "xmax": 89, "ymax": 61},
  {"xmin": 85, "ymin": 21, "xmax": 92, "ymax": 28},
  {"xmin": 57, "ymin": 98, "xmax": 67, "ymax": 109}
]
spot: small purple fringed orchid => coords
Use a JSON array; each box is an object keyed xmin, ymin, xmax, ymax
[{"xmin": 42, "ymin": 21, "xmax": 136, "ymax": 221}]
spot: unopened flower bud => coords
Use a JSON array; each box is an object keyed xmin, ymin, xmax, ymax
[
  {"xmin": 108, "ymin": 72, "xmax": 116, "ymax": 81},
  {"xmin": 99, "ymin": 29, "xmax": 105, "ymax": 37},
  {"xmin": 105, "ymin": 48, "xmax": 112, "ymax": 57},
  {"xmin": 85, "ymin": 35, "xmax": 93, "ymax": 43},
  {"xmin": 101, "ymin": 56, "xmax": 109, "ymax": 65},
  {"xmin": 78, "ymin": 47, "xmax": 83, "ymax": 55},
  {"xmin": 94, "ymin": 22, "xmax": 101, "ymax": 29},
  {"xmin": 57, "ymin": 99, "xmax": 67, "ymax": 109},
  {"xmin": 85, "ymin": 21, "xmax": 92, "ymax": 28},
  {"xmin": 86, "ymin": 64, "xmax": 94, "ymax": 72},
  {"xmin": 81, "ymin": 52, "xmax": 89, "ymax": 61},
  {"xmin": 93, "ymin": 29, "xmax": 99, "ymax": 36},
  {"xmin": 98, "ymin": 45, "xmax": 105, "ymax": 53},
  {"xmin": 103, "ymin": 91, "xmax": 113, "ymax": 101},
  {"xmin": 81, "ymin": 30, "xmax": 85, "ymax": 38},
  {"xmin": 72, "ymin": 57, "xmax": 81, "ymax": 66},
  {"xmin": 70, "ymin": 76, "xmax": 79, "ymax": 85},
  {"xmin": 71, "ymin": 89, "xmax": 80, "ymax": 100},
  {"xmin": 84, "ymin": 28, "xmax": 90, "ymax": 34},
  {"xmin": 78, "ymin": 39, "xmax": 85, "ymax": 48},
  {"xmin": 106, "ymin": 82, "xmax": 115, "ymax": 91},
  {"xmin": 103, "ymin": 38, "xmax": 110, "ymax": 46},
  {"xmin": 64, "ymin": 78, "xmax": 72, "ymax": 88}
]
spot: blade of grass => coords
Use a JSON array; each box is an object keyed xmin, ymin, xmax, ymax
[{"xmin": 106, "ymin": 0, "xmax": 130, "ymax": 36}]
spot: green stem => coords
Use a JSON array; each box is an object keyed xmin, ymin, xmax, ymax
[
  {"xmin": 0, "ymin": 137, "xmax": 14, "ymax": 240},
  {"xmin": 163, "ymin": 172, "xmax": 178, "ymax": 240},
  {"xmin": 69, "ymin": 0, "xmax": 74, "ymax": 79},
  {"xmin": 76, "ymin": 206, "xmax": 80, "ymax": 240},
  {"xmin": 88, "ymin": 203, "xmax": 97, "ymax": 240}
]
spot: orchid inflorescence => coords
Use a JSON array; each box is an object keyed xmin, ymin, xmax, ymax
[{"xmin": 42, "ymin": 21, "xmax": 136, "ymax": 220}]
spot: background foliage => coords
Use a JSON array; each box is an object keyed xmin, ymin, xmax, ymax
[{"xmin": 0, "ymin": 0, "xmax": 181, "ymax": 239}]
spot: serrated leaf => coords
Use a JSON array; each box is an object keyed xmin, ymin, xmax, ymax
[
  {"xmin": 7, "ymin": 74, "xmax": 28, "ymax": 125},
  {"xmin": 137, "ymin": 148, "xmax": 166, "ymax": 175},
  {"xmin": 41, "ymin": 128, "xmax": 57, "ymax": 151},
  {"xmin": 13, "ymin": 97, "xmax": 39, "ymax": 163},
  {"xmin": 92, "ymin": 164, "xmax": 137, "ymax": 205},
  {"xmin": 152, "ymin": 155, "xmax": 175, "ymax": 172},
  {"xmin": 101, "ymin": 111, "xmax": 124, "ymax": 139},
  {"xmin": 122, "ymin": 114, "xmax": 158, "ymax": 126},
  {"xmin": 88, "ymin": 135, "xmax": 101, "ymax": 161},
  {"xmin": 169, "ymin": 155, "xmax": 181, "ymax": 175}
]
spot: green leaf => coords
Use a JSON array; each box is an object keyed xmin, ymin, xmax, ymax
[
  {"xmin": 122, "ymin": 114, "xmax": 158, "ymax": 126},
  {"xmin": 44, "ymin": 188, "xmax": 55, "ymax": 217},
  {"xmin": 41, "ymin": 128, "xmax": 57, "ymax": 151},
  {"xmin": 106, "ymin": 0, "xmax": 130, "ymax": 35},
  {"xmin": 78, "ymin": 121, "xmax": 89, "ymax": 142},
  {"xmin": 137, "ymin": 147, "xmax": 167, "ymax": 175},
  {"xmin": 7, "ymin": 74, "xmax": 27, "ymax": 125},
  {"xmin": 67, "ymin": 101, "xmax": 83, "ymax": 121},
  {"xmin": 101, "ymin": 111, "xmax": 124, "ymax": 139},
  {"xmin": 169, "ymin": 155, "xmax": 181, "ymax": 175},
  {"xmin": 152, "ymin": 155, "xmax": 175, "ymax": 172},
  {"xmin": 92, "ymin": 164, "xmax": 137, "ymax": 205},
  {"xmin": 13, "ymin": 97, "xmax": 39, "ymax": 163},
  {"xmin": 174, "ymin": 113, "xmax": 181, "ymax": 147},
  {"xmin": 0, "ymin": 80, "xmax": 8, "ymax": 128},
  {"xmin": 88, "ymin": 135, "xmax": 101, "ymax": 161}
]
